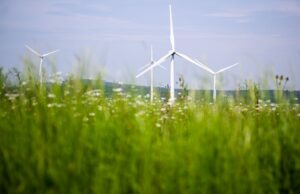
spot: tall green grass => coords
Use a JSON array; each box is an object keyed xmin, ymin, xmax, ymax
[{"xmin": 0, "ymin": 70, "xmax": 300, "ymax": 194}]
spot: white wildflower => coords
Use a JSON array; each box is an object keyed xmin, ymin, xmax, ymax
[
  {"xmin": 242, "ymin": 108, "xmax": 248, "ymax": 112},
  {"xmin": 161, "ymin": 107, "xmax": 166, "ymax": 112},
  {"xmin": 136, "ymin": 100, "xmax": 144, "ymax": 106},
  {"xmin": 135, "ymin": 111, "xmax": 145, "ymax": 117},
  {"xmin": 89, "ymin": 112, "xmax": 95, "ymax": 117},
  {"xmin": 162, "ymin": 115, "xmax": 169, "ymax": 120},
  {"xmin": 255, "ymin": 106, "xmax": 262, "ymax": 111},
  {"xmin": 167, "ymin": 101, "xmax": 173, "ymax": 106},
  {"xmin": 155, "ymin": 123, "xmax": 161, "ymax": 128},
  {"xmin": 98, "ymin": 106, "xmax": 103, "ymax": 111},
  {"xmin": 83, "ymin": 117, "xmax": 89, "ymax": 122},
  {"xmin": 48, "ymin": 93, "xmax": 56, "ymax": 98},
  {"xmin": 113, "ymin": 88, "xmax": 123, "ymax": 93},
  {"xmin": 55, "ymin": 103, "xmax": 65, "ymax": 108},
  {"xmin": 86, "ymin": 89, "xmax": 101, "ymax": 97},
  {"xmin": 5, "ymin": 93, "xmax": 19, "ymax": 101}
]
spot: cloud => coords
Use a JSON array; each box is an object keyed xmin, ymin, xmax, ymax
[
  {"xmin": 0, "ymin": 1, "xmax": 139, "ymax": 38},
  {"xmin": 48, "ymin": 1, "xmax": 112, "ymax": 17},
  {"xmin": 204, "ymin": 0, "xmax": 300, "ymax": 19},
  {"xmin": 204, "ymin": 12, "xmax": 246, "ymax": 18}
]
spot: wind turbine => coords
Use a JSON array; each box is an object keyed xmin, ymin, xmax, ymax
[
  {"xmin": 25, "ymin": 45, "xmax": 59, "ymax": 85},
  {"xmin": 195, "ymin": 60, "xmax": 239, "ymax": 102},
  {"xmin": 136, "ymin": 4, "xmax": 209, "ymax": 104},
  {"xmin": 138, "ymin": 45, "xmax": 166, "ymax": 102}
]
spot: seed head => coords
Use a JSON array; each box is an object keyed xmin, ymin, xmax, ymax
[{"xmin": 280, "ymin": 75, "xmax": 284, "ymax": 80}]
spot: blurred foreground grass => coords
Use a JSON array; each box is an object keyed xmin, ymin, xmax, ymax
[{"xmin": 0, "ymin": 70, "xmax": 300, "ymax": 194}]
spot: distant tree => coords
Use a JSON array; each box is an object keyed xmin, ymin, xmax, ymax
[{"xmin": 0, "ymin": 67, "xmax": 8, "ymax": 95}]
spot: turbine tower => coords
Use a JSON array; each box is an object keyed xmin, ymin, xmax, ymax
[
  {"xmin": 26, "ymin": 45, "xmax": 59, "ymax": 86},
  {"xmin": 136, "ymin": 5, "xmax": 209, "ymax": 104},
  {"xmin": 196, "ymin": 60, "xmax": 239, "ymax": 102},
  {"xmin": 138, "ymin": 45, "xmax": 166, "ymax": 102}
]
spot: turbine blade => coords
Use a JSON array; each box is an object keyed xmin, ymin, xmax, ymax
[
  {"xmin": 176, "ymin": 52, "xmax": 215, "ymax": 74},
  {"xmin": 136, "ymin": 52, "xmax": 172, "ymax": 78},
  {"xmin": 25, "ymin": 45, "xmax": 41, "ymax": 56},
  {"xmin": 194, "ymin": 59, "xmax": 215, "ymax": 73},
  {"xmin": 138, "ymin": 62, "xmax": 152, "ymax": 72},
  {"xmin": 169, "ymin": 4, "xmax": 175, "ymax": 50},
  {"xmin": 138, "ymin": 62, "xmax": 167, "ymax": 72},
  {"xmin": 216, "ymin": 63, "xmax": 239, "ymax": 74},
  {"xmin": 43, "ymin": 49, "xmax": 59, "ymax": 57},
  {"xmin": 195, "ymin": 59, "xmax": 216, "ymax": 74},
  {"xmin": 158, "ymin": 64, "xmax": 167, "ymax": 70}
]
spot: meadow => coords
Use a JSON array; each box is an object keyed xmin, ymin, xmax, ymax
[{"xmin": 0, "ymin": 68, "xmax": 300, "ymax": 194}]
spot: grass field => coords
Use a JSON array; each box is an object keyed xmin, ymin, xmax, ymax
[{"xmin": 1, "ymin": 72, "xmax": 300, "ymax": 194}]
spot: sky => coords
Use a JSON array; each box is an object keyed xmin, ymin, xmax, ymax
[{"xmin": 0, "ymin": 0, "xmax": 300, "ymax": 90}]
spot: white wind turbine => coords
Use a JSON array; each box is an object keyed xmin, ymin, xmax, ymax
[
  {"xmin": 195, "ymin": 60, "xmax": 239, "ymax": 102},
  {"xmin": 136, "ymin": 4, "xmax": 209, "ymax": 104},
  {"xmin": 138, "ymin": 45, "xmax": 166, "ymax": 102},
  {"xmin": 25, "ymin": 45, "xmax": 59, "ymax": 85}
]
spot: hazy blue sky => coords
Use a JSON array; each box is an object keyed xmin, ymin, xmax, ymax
[{"xmin": 0, "ymin": 0, "xmax": 300, "ymax": 89}]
